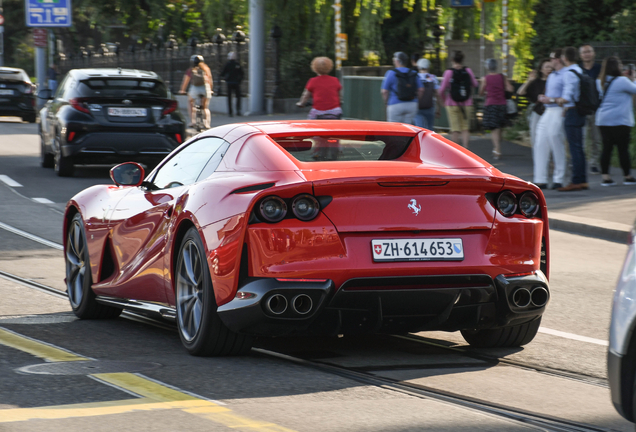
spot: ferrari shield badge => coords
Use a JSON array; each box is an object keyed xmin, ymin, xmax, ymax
[{"xmin": 407, "ymin": 199, "xmax": 421, "ymax": 216}]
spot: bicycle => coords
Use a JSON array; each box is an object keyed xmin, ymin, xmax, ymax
[{"xmin": 192, "ymin": 93, "xmax": 206, "ymax": 132}]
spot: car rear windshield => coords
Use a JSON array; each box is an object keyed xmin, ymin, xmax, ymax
[
  {"xmin": 77, "ymin": 79, "xmax": 168, "ymax": 98},
  {"xmin": 272, "ymin": 135, "xmax": 414, "ymax": 162},
  {"xmin": 0, "ymin": 70, "xmax": 29, "ymax": 82}
]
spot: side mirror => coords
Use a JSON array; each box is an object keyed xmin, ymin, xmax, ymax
[
  {"xmin": 110, "ymin": 162, "xmax": 145, "ymax": 187},
  {"xmin": 37, "ymin": 89, "xmax": 53, "ymax": 100}
]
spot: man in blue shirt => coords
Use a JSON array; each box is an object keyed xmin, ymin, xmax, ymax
[
  {"xmin": 381, "ymin": 52, "xmax": 423, "ymax": 124},
  {"xmin": 534, "ymin": 49, "xmax": 567, "ymax": 190},
  {"xmin": 556, "ymin": 46, "xmax": 588, "ymax": 191},
  {"xmin": 580, "ymin": 44, "xmax": 602, "ymax": 175}
]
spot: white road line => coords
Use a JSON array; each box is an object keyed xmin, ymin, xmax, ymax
[
  {"xmin": 0, "ymin": 221, "xmax": 63, "ymax": 250},
  {"xmin": 539, "ymin": 327, "xmax": 609, "ymax": 346},
  {"xmin": 32, "ymin": 198, "xmax": 55, "ymax": 204},
  {"xmin": 0, "ymin": 175, "xmax": 23, "ymax": 187}
]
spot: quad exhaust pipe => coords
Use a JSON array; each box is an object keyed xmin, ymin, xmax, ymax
[
  {"xmin": 530, "ymin": 287, "xmax": 549, "ymax": 308},
  {"xmin": 265, "ymin": 293, "xmax": 314, "ymax": 315},
  {"xmin": 510, "ymin": 286, "xmax": 549, "ymax": 308},
  {"xmin": 292, "ymin": 294, "xmax": 313, "ymax": 315},
  {"xmin": 266, "ymin": 294, "xmax": 288, "ymax": 315}
]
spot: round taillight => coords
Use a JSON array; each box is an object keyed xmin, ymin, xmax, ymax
[
  {"xmin": 519, "ymin": 192, "xmax": 539, "ymax": 217},
  {"xmin": 497, "ymin": 191, "xmax": 517, "ymax": 217},
  {"xmin": 292, "ymin": 195, "xmax": 320, "ymax": 221},
  {"xmin": 259, "ymin": 196, "xmax": 287, "ymax": 223}
]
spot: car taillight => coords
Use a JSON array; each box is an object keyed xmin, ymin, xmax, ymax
[
  {"xmin": 24, "ymin": 84, "xmax": 34, "ymax": 94},
  {"xmin": 496, "ymin": 191, "xmax": 517, "ymax": 217},
  {"xmin": 69, "ymin": 98, "xmax": 90, "ymax": 114},
  {"xmin": 259, "ymin": 196, "xmax": 287, "ymax": 223},
  {"xmin": 68, "ymin": 132, "xmax": 76, "ymax": 142},
  {"xmin": 162, "ymin": 100, "xmax": 178, "ymax": 116},
  {"xmin": 291, "ymin": 194, "xmax": 320, "ymax": 221},
  {"xmin": 518, "ymin": 192, "xmax": 539, "ymax": 217},
  {"xmin": 175, "ymin": 133, "xmax": 183, "ymax": 144}
]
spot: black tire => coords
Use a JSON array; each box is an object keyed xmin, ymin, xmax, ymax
[
  {"xmin": 460, "ymin": 317, "xmax": 541, "ymax": 348},
  {"xmin": 23, "ymin": 114, "xmax": 36, "ymax": 123},
  {"xmin": 54, "ymin": 144, "xmax": 74, "ymax": 177},
  {"xmin": 40, "ymin": 128, "xmax": 54, "ymax": 168},
  {"xmin": 65, "ymin": 213, "xmax": 122, "ymax": 319},
  {"xmin": 175, "ymin": 227, "xmax": 253, "ymax": 356}
]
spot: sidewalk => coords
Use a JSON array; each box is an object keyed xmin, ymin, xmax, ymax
[{"xmin": 189, "ymin": 112, "xmax": 635, "ymax": 244}]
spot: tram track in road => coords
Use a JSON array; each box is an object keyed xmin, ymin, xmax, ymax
[{"xmin": 2, "ymin": 266, "xmax": 620, "ymax": 432}]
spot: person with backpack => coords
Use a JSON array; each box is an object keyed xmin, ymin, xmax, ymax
[
  {"xmin": 555, "ymin": 46, "xmax": 593, "ymax": 191},
  {"xmin": 479, "ymin": 58, "xmax": 515, "ymax": 160},
  {"xmin": 381, "ymin": 51, "xmax": 423, "ymax": 123},
  {"xmin": 438, "ymin": 51, "xmax": 479, "ymax": 148},
  {"xmin": 220, "ymin": 52, "xmax": 244, "ymax": 117},
  {"xmin": 595, "ymin": 56, "xmax": 636, "ymax": 186},
  {"xmin": 414, "ymin": 58, "xmax": 440, "ymax": 131}
]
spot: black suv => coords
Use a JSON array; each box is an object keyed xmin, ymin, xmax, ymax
[
  {"xmin": 39, "ymin": 68, "xmax": 186, "ymax": 176},
  {"xmin": 0, "ymin": 67, "xmax": 36, "ymax": 123}
]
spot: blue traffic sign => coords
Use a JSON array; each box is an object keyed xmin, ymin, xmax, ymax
[
  {"xmin": 450, "ymin": 0, "xmax": 475, "ymax": 7},
  {"xmin": 26, "ymin": 0, "xmax": 72, "ymax": 27}
]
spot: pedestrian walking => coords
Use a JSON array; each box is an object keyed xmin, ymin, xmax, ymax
[
  {"xmin": 220, "ymin": 52, "xmax": 244, "ymax": 117},
  {"xmin": 479, "ymin": 58, "xmax": 514, "ymax": 160},
  {"xmin": 438, "ymin": 51, "xmax": 479, "ymax": 148},
  {"xmin": 556, "ymin": 46, "xmax": 589, "ymax": 191},
  {"xmin": 414, "ymin": 58, "xmax": 440, "ymax": 131},
  {"xmin": 595, "ymin": 56, "xmax": 636, "ymax": 186},
  {"xmin": 517, "ymin": 59, "xmax": 552, "ymax": 147},
  {"xmin": 534, "ymin": 49, "xmax": 567, "ymax": 190},
  {"xmin": 381, "ymin": 52, "xmax": 423, "ymax": 124},
  {"xmin": 297, "ymin": 57, "xmax": 342, "ymax": 119},
  {"xmin": 579, "ymin": 44, "xmax": 603, "ymax": 174}
]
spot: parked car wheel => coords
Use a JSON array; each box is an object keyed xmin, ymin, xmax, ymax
[
  {"xmin": 460, "ymin": 317, "xmax": 541, "ymax": 348},
  {"xmin": 175, "ymin": 227, "xmax": 253, "ymax": 356},
  {"xmin": 22, "ymin": 114, "xmax": 36, "ymax": 123},
  {"xmin": 66, "ymin": 213, "xmax": 122, "ymax": 319},
  {"xmin": 54, "ymin": 141, "xmax": 74, "ymax": 177},
  {"xmin": 40, "ymin": 129, "xmax": 54, "ymax": 168}
]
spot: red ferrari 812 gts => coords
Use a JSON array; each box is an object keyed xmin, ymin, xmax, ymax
[{"xmin": 64, "ymin": 120, "xmax": 550, "ymax": 356}]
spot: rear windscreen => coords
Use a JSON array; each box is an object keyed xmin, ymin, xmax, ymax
[
  {"xmin": 0, "ymin": 70, "xmax": 29, "ymax": 82},
  {"xmin": 78, "ymin": 79, "xmax": 168, "ymax": 97},
  {"xmin": 273, "ymin": 135, "xmax": 414, "ymax": 162}
]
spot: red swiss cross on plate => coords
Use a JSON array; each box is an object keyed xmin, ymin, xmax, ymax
[{"xmin": 374, "ymin": 244, "xmax": 382, "ymax": 255}]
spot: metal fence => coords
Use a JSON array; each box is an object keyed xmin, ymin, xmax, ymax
[
  {"xmin": 58, "ymin": 41, "xmax": 279, "ymax": 97},
  {"xmin": 590, "ymin": 43, "xmax": 636, "ymax": 64}
]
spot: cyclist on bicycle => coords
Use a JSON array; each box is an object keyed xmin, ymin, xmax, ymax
[
  {"xmin": 296, "ymin": 57, "xmax": 342, "ymax": 119},
  {"xmin": 179, "ymin": 55, "xmax": 213, "ymax": 128}
]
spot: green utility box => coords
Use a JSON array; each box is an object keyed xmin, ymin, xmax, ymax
[{"xmin": 342, "ymin": 75, "xmax": 450, "ymax": 129}]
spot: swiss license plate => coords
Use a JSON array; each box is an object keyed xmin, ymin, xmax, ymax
[
  {"xmin": 0, "ymin": 89, "xmax": 14, "ymax": 96},
  {"xmin": 108, "ymin": 107, "xmax": 147, "ymax": 117},
  {"xmin": 372, "ymin": 238, "xmax": 464, "ymax": 262}
]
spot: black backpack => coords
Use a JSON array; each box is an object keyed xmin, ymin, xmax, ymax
[
  {"xmin": 569, "ymin": 69, "xmax": 600, "ymax": 116},
  {"xmin": 450, "ymin": 67, "xmax": 472, "ymax": 103},
  {"xmin": 418, "ymin": 76, "xmax": 436, "ymax": 109},
  {"xmin": 393, "ymin": 69, "xmax": 419, "ymax": 101}
]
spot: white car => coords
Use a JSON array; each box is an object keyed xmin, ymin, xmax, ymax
[{"xmin": 609, "ymin": 224, "xmax": 636, "ymax": 422}]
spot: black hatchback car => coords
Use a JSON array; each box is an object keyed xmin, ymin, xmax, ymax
[
  {"xmin": 0, "ymin": 67, "xmax": 36, "ymax": 123},
  {"xmin": 39, "ymin": 68, "xmax": 186, "ymax": 176}
]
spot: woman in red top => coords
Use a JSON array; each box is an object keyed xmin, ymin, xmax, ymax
[
  {"xmin": 297, "ymin": 57, "xmax": 342, "ymax": 119},
  {"xmin": 479, "ymin": 58, "xmax": 514, "ymax": 160}
]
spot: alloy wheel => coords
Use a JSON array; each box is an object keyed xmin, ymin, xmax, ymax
[
  {"xmin": 176, "ymin": 239, "xmax": 204, "ymax": 342},
  {"xmin": 66, "ymin": 220, "xmax": 86, "ymax": 308}
]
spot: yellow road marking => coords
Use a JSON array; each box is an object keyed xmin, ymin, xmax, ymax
[
  {"xmin": 0, "ymin": 329, "xmax": 298, "ymax": 431},
  {"xmin": 0, "ymin": 327, "xmax": 88, "ymax": 362}
]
